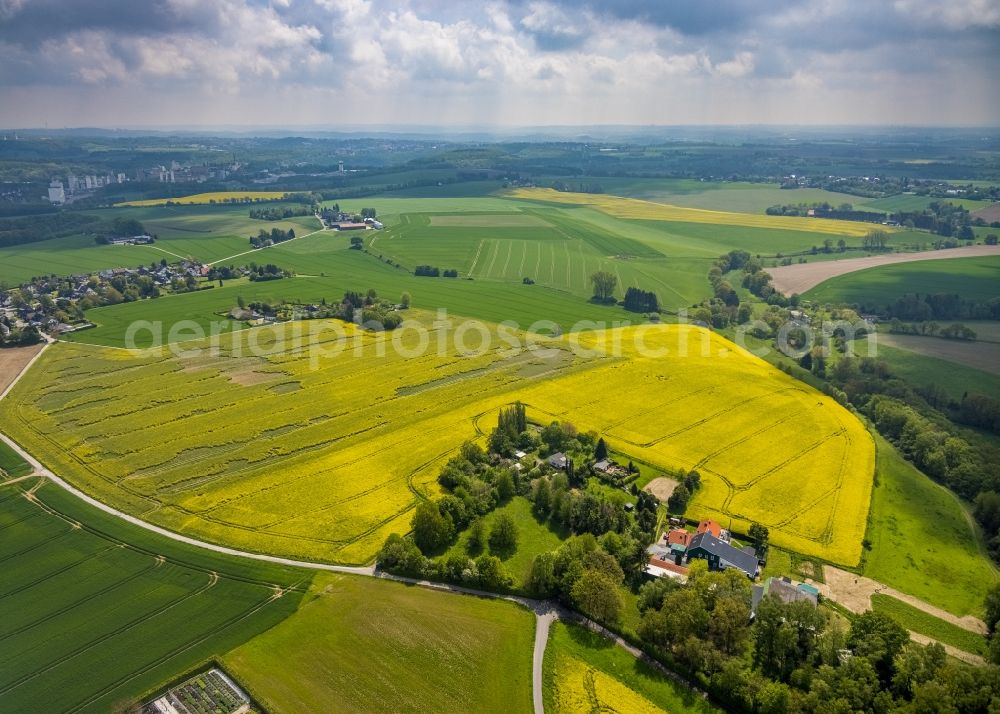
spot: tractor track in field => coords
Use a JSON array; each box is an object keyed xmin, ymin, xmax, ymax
[{"xmin": 0, "ymin": 340, "xmax": 708, "ymax": 712}]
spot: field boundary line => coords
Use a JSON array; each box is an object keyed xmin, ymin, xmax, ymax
[{"xmin": 206, "ymin": 226, "xmax": 328, "ymax": 266}]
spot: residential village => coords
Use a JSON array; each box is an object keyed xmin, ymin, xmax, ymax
[{"xmin": 539, "ymin": 437, "xmax": 822, "ymax": 616}]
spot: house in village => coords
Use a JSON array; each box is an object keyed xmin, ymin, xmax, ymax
[
  {"xmin": 686, "ymin": 531, "xmax": 759, "ymax": 579},
  {"xmin": 646, "ymin": 519, "xmax": 759, "ymax": 582},
  {"xmin": 751, "ymin": 577, "xmax": 819, "ymax": 616},
  {"xmin": 547, "ymin": 452, "xmax": 568, "ymax": 470}
]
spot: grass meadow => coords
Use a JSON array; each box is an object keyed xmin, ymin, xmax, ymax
[
  {"xmin": 439, "ymin": 496, "xmax": 567, "ymax": 590},
  {"xmin": 223, "ymin": 573, "xmax": 534, "ymax": 714},
  {"xmin": 0, "ymin": 479, "xmax": 307, "ymax": 714},
  {"xmin": 871, "ymin": 344, "xmax": 1000, "ymax": 400},
  {"xmin": 7, "ymin": 322, "xmax": 875, "ymax": 566},
  {"xmin": 543, "ymin": 620, "xmax": 719, "ymax": 714},
  {"xmin": 863, "ymin": 432, "xmax": 997, "ymax": 616},
  {"xmin": 870, "ymin": 594, "xmax": 987, "ymax": 656},
  {"xmin": 804, "ymin": 255, "xmax": 1000, "ymax": 305}
]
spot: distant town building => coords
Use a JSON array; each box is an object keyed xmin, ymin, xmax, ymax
[{"xmin": 47, "ymin": 179, "xmax": 65, "ymax": 204}]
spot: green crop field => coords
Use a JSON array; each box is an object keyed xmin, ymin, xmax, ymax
[
  {"xmin": 0, "ymin": 478, "xmax": 308, "ymax": 714},
  {"xmin": 870, "ymin": 594, "xmax": 987, "ymax": 656},
  {"xmin": 804, "ymin": 256, "xmax": 1000, "ymax": 305},
  {"xmin": 0, "ymin": 440, "xmax": 31, "ymax": 477},
  {"xmin": 223, "ymin": 573, "xmax": 534, "ymax": 714},
  {"xmin": 872, "ymin": 344, "xmax": 1000, "ymax": 400},
  {"xmin": 863, "ymin": 433, "xmax": 997, "ymax": 617},
  {"xmin": 543, "ymin": 621, "xmax": 718, "ymax": 714}
]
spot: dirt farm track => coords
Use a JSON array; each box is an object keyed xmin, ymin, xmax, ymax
[{"xmin": 768, "ymin": 244, "xmax": 1000, "ymax": 296}]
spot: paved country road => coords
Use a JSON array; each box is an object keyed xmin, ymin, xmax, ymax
[{"xmin": 0, "ymin": 338, "xmax": 710, "ymax": 714}]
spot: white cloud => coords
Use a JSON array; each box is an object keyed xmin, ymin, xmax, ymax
[
  {"xmin": 894, "ymin": 0, "xmax": 1000, "ymax": 30},
  {"xmin": 0, "ymin": 0, "xmax": 996, "ymax": 126}
]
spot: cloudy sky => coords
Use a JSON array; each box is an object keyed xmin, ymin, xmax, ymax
[{"xmin": 0, "ymin": 0, "xmax": 998, "ymax": 128}]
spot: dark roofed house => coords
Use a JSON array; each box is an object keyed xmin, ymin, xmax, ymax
[
  {"xmin": 547, "ymin": 452, "xmax": 568, "ymax": 470},
  {"xmin": 686, "ymin": 532, "xmax": 758, "ymax": 579}
]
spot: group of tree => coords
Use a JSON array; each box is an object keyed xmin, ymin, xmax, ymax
[
  {"xmin": 861, "ymin": 229, "xmax": 891, "ymax": 251},
  {"xmin": 819, "ymin": 355, "xmax": 1000, "ymax": 526},
  {"xmin": 766, "ymin": 201, "xmax": 885, "ymax": 224},
  {"xmin": 0, "ymin": 211, "xmax": 101, "ymax": 248},
  {"xmin": 551, "ymin": 180, "xmax": 603, "ymax": 194},
  {"xmin": 249, "ymin": 205, "xmax": 314, "ymax": 220},
  {"xmin": 249, "ymin": 227, "xmax": 295, "ymax": 248},
  {"xmin": 887, "ymin": 320, "xmax": 977, "ymax": 341},
  {"xmin": 623, "ymin": 287, "xmax": 660, "ymax": 313},
  {"xmin": 861, "ymin": 294, "xmax": 1000, "ymax": 322},
  {"xmin": 488, "ymin": 402, "xmax": 529, "ymax": 456},
  {"xmin": 589, "ymin": 271, "xmax": 618, "ymax": 303},
  {"xmin": 330, "ymin": 288, "xmax": 402, "ymax": 329},
  {"xmin": 94, "ymin": 217, "xmax": 150, "ymax": 244},
  {"xmin": 414, "ymin": 265, "xmax": 459, "ymax": 278},
  {"xmin": 666, "ymin": 469, "xmax": 702, "ymax": 514},
  {"xmin": 247, "ymin": 263, "xmax": 291, "ymax": 281},
  {"xmin": 891, "ymin": 201, "xmax": 974, "ymax": 238},
  {"xmin": 641, "ymin": 562, "xmax": 999, "ymax": 713}
]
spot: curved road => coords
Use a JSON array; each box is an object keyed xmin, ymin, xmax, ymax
[{"xmin": 0, "ymin": 339, "xmax": 709, "ymax": 713}]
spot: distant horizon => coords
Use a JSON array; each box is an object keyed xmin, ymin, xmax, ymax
[{"xmin": 4, "ymin": 123, "xmax": 1000, "ymax": 137}]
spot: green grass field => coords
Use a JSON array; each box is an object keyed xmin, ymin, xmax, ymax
[
  {"xmin": 543, "ymin": 621, "xmax": 718, "ymax": 714},
  {"xmin": 877, "ymin": 333, "xmax": 1000, "ymax": 377},
  {"xmin": 804, "ymin": 256, "xmax": 1000, "ymax": 306},
  {"xmin": 63, "ymin": 238, "xmax": 640, "ymax": 349},
  {"xmin": 872, "ymin": 344, "xmax": 1000, "ymax": 400},
  {"xmin": 0, "ymin": 479, "xmax": 308, "ymax": 713},
  {"xmin": 0, "ymin": 205, "xmax": 322, "ymax": 284},
  {"xmin": 863, "ymin": 433, "xmax": 997, "ymax": 617},
  {"xmin": 0, "ymin": 234, "xmax": 167, "ymax": 285},
  {"xmin": 223, "ymin": 573, "xmax": 535, "ymax": 714},
  {"xmin": 439, "ymin": 496, "xmax": 567, "ymax": 590},
  {"xmin": 0, "ymin": 440, "xmax": 31, "ymax": 477},
  {"xmin": 870, "ymin": 594, "xmax": 987, "ymax": 656}
]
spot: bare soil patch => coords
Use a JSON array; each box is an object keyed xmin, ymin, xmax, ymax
[
  {"xmin": 819, "ymin": 565, "xmax": 986, "ymax": 634},
  {"xmin": 429, "ymin": 214, "xmax": 548, "ymax": 228},
  {"xmin": 227, "ymin": 370, "xmax": 281, "ymax": 386},
  {"xmin": 643, "ymin": 477, "xmax": 679, "ymax": 502},
  {"xmin": 0, "ymin": 344, "xmax": 44, "ymax": 395},
  {"xmin": 972, "ymin": 203, "xmax": 1000, "ymax": 224},
  {"xmin": 769, "ymin": 245, "xmax": 1000, "ymax": 295}
]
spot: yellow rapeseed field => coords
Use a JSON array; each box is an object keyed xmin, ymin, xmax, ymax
[
  {"xmin": 550, "ymin": 655, "xmax": 664, "ymax": 714},
  {"xmin": 508, "ymin": 187, "xmax": 883, "ymax": 238},
  {"xmin": 115, "ymin": 191, "xmax": 291, "ymax": 207},
  {"xmin": 5, "ymin": 318, "xmax": 873, "ymax": 565}
]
